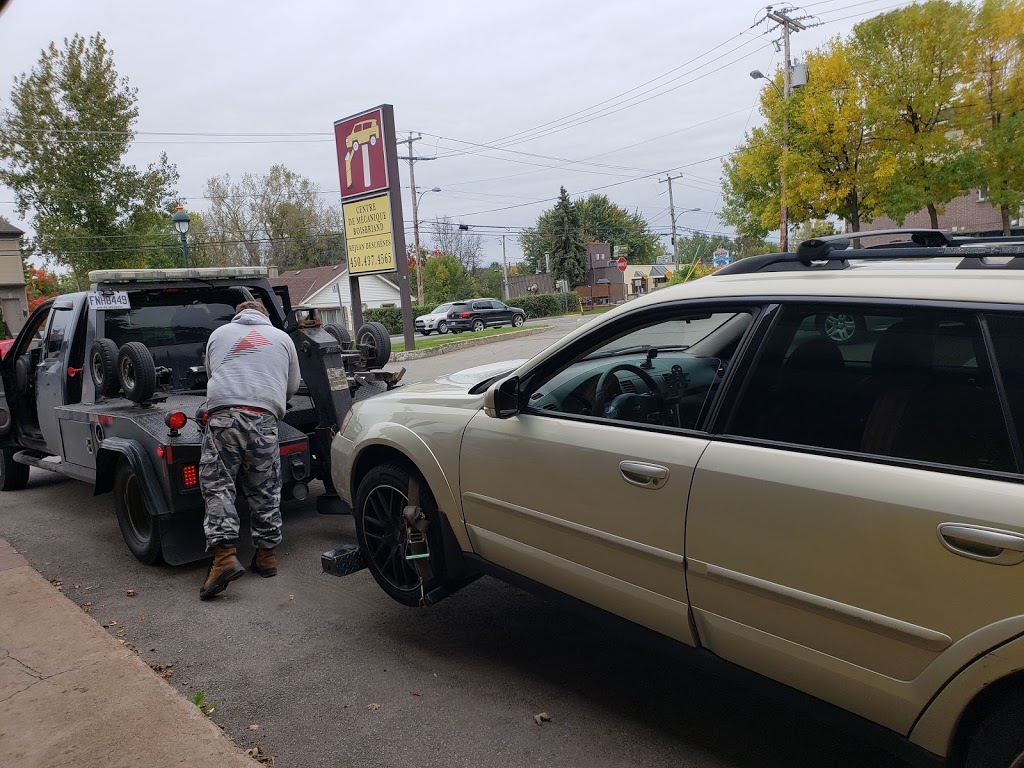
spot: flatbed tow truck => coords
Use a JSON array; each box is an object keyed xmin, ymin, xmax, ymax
[{"xmin": 0, "ymin": 266, "xmax": 401, "ymax": 565}]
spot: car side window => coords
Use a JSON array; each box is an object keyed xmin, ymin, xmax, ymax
[
  {"xmin": 986, "ymin": 314, "xmax": 1024, "ymax": 454},
  {"xmin": 728, "ymin": 305, "xmax": 1016, "ymax": 473},
  {"xmin": 492, "ymin": 301, "xmax": 507, "ymax": 310},
  {"xmin": 45, "ymin": 307, "xmax": 75, "ymax": 359},
  {"xmin": 472, "ymin": 301, "xmax": 490, "ymax": 311},
  {"xmin": 527, "ymin": 311, "xmax": 753, "ymax": 432}
]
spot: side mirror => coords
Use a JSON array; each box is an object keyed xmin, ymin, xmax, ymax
[{"xmin": 484, "ymin": 375, "xmax": 520, "ymax": 419}]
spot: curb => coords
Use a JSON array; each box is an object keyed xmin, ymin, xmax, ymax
[{"xmin": 392, "ymin": 325, "xmax": 550, "ymax": 362}]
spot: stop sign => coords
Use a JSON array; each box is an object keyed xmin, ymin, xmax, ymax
[{"xmin": 616, "ymin": 256, "xmax": 628, "ymax": 272}]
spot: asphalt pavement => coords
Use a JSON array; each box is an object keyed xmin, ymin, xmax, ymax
[{"xmin": 0, "ymin": 317, "xmax": 906, "ymax": 768}]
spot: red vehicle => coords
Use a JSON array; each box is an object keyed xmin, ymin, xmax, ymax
[{"xmin": 0, "ymin": 339, "xmax": 14, "ymax": 358}]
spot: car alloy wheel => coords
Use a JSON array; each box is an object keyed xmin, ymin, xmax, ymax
[
  {"xmin": 822, "ymin": 313, "xmax": 858, "ymax": 343},
  {"xmin": 472, "ymin": 319, "xmax": 484, "ymax": 332},
  {"xmin": 437, "ymin": 320, "xmax": 447, "ymax": 334},
  {"xmin": 513, "ymin": 314, "xmax": 525, "ymax": 327}
]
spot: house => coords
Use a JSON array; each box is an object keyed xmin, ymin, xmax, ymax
[
  {"xmin": 269, "ymin": 264, "xmax": 400, "ymax": 328},
  {"xmin": 854, "ymin": 189, "xmax": 1024, "ymax": 242},
  {"xmin": 0, "ymin": 218, "xmax": 29, "ymax": 335},
  {"xmin": 625, "ymin": 264, "xmax": 671, "ymax": 296}
]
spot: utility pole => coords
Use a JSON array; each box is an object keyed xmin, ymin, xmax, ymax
[
  {"xmin": 765, "ymin": 6, "xmax": 805, "ymax": 253},
  {"xmin": 398, "ymin": 133, "xmax": 435, "ymax": 305},
  {"xmin": 659, "ymin": 173, "xmax": 684, "ymax": 270},
  {"xmin": 501, "ymin": 235, "xmax": 509, "ymax": 299}
]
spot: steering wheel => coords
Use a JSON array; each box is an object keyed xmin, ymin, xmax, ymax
[{"xmin": 593, "ymin": 363, "xmax": 665, "ymax": 421}]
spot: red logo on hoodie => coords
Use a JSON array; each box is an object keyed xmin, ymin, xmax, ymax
[{"xmin": 224, "ymin": 329, "xmax": 272, "ymax": 362}]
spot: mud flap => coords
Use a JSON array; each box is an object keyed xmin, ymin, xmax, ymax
[{"xmin": 157, "ymin": 507, "xmax": 208, "ymax": 565}]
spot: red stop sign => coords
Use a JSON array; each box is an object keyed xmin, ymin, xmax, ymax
[{"xmin": 616, "ymin": 256, "xmax": 628, "ymax": 272}]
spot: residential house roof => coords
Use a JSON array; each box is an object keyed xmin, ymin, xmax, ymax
[
  {"xmin": 269, "ymin": 264, "xmax": 400, "ymax": 305},
  {"xmin": 0, "ymin": 217, "xmax": 24, "ymax": 237}
]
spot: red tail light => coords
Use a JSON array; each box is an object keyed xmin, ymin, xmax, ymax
[
  {"xmin": 459, "ymin": 311, "xmax": 471, "ymax": 318},
  {"xmin": 165, "ymin": 411, "xmax": 187, "ymax": 431},
  {"xmin": 182, "ymin": 464, "xmax": 198, "ymax": 488},
  {"xmin": 279, "ymin": 440, "xmax": 308, "ymax": 457}
]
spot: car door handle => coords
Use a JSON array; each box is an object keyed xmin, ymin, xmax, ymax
[
  {"xmin": 619, "ymin": 461, "xmax": 669, "ymax": 489},
  {"xmin": 937, "ymin": 523, "xmax": 1024, "ymax": 566}
]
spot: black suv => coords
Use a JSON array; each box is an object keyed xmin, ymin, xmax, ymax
[{"xmin": 447, "ymin": 299, "xmax": 526, "ymax": 333}]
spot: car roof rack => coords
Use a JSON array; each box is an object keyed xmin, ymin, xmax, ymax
[{"xmin": 716, "ymin": 229, "xmax": 1024, "ymax": 276}]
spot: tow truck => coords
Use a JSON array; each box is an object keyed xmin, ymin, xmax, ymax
[{"xmin": 0, "ymin": 266, "xmax": 400, "ymax": 565}]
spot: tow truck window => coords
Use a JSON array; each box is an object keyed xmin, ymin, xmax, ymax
[
  {"xmin": 102, "ymin": 289, "xmax": 245, "ymax": 348},
  {"xmin": 45, "ymin": 306, "xmax": 75, "ymax": 359}
]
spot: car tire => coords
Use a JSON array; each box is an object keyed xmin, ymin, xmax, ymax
[
  {"xmin": 356, "ymin": 322, "xmax": 392, "ymax": 368},
  {"xmin": 512, "ymin": 314, "xmax": 525, "ymax": 327},
  {"xmin": 323, "ymin": 322, "xmax": 353, "ymax": 350},
  {"xmin": 0, "ymin": 447, "xmax": 29, "ymax": 492},
  {"xmin": 963, "ymin": 691, "xmax": 1024, "ymax": 768},
  {"xmin": 472, "ymin": 319, "xmax": 485, "ymax": 332},
  {"xmin": 113, "ymin": 459, "xmax": 162, "ymax": 564},
  {"xmin": 369, "ymin": 135, "xmax": 378, "ymax": 146},
  {"xmin": 354, "ymin": 462, "xmax": 446, "ymax": 607},
  {"xmin": 816, "ymin": 313, "xmax": 864, "ymax": 345},
  {"xmin": 89, "ymin": 338, "xmax": 120, "ymax": 397},
  {"xmin": 117, "ymin": 342, "xmax": 157, "ymax": 403},
  {"xmin": 437, "ymin": 321, "xmax": 448, "ymax": 334}
]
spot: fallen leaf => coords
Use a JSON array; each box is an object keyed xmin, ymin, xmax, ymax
[
  {"xmin": 161, "ymin": 669, "xmax": 173, "ymax": 679},
  {"xmin": 246, "ymin": 745, "xmax": 273, "ymax": 764},
  {"xmin": 137, "ymin": 615, "xmax": 145, "ymax": 621},
  {"xmin": 81, "ymin": 602, "xmax": 93, "ymax": 613},
  {"xmin": 366, "ymin": 703, "xmax": 381, "ymax": 711},
  {"xmin": 50, "ymin": 580, "xmax": 63, "ymax": 591},
  {"xmin": 180, "ymin": 681, "xmax": 191, "ymax": 687},
  {"xmin": 126, "ymin": 589, "xmax": 139, "ymax": 597},
  {"xmin": 533, "ymin": 712, "xmax": 551, "ymax": 726},
  {"xmin": 248, "ymin": 724, "xmax": 260, "ymax": 732},
  {"xmin": 116, "ymin": 629, "xmax": 126, "ymax": 638},
  {"xmin": 410, "ymin": 691, "xmax": 421, "ymax": 697},
  {"xmin": 149, "ymin": 662, "xmax": 173, "ymax": 672},
  {"xmin": 105, "ymin": 619, "xmax": 118, "ymax": 627},
  {"xmin": 288, "ymin": 595, "xmax": 295, "ymax": 601},
  {"xmin": 342, "ymin": 704, "xmax": 351, "ymax": 709},
  {"xmin": 73, "ymin": 583, "xmax": 80, "ymax": 589}
]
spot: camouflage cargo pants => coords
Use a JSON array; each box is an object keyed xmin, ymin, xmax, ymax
[{"xmin": 200, "ymin": 408, "xmax": 282, "ymax": 550}]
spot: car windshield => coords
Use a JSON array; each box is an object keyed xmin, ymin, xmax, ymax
[{"xmin": 586, "ymin": 313, "xmax": 737, "ymax": 358}]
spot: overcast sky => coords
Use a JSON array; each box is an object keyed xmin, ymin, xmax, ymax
[{"xmin": 0, "ymin": 0, "xmax": 915, "ymax": 267}]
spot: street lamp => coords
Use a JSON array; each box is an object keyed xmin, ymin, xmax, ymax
[
  {"xmin": 171, "ymin": 206, "xmax": 191, "ymax": 268},
  {"xmin": 751, "ymin": 69, "xmax": 789, "ymax": 251},
  {"xmin": 412, "ymin": 187, "xmax": 440, "ymax": 305}
]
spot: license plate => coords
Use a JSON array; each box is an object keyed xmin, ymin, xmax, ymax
[{"xmin": 88, "ymin": 291, "xmax": 130, "ymax": 310}]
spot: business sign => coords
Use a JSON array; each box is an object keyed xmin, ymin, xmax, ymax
[
  {"xmin": 343, "ymin": 194, "xmax": 396, "ymax": 275},
  {"xmin": 334, "ymin": 107, "xmax": 389, "ymax": 198},
  {"xmin": 712, "ymin": 248, "xmax": 732, "ymax": 267}
]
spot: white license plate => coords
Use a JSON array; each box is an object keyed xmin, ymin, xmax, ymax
[{"xmin": 88, "ymin": 291, "xmax": 131, "ymax": 310}]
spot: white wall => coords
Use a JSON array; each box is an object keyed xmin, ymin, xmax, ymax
[{"xmin": 305, "ymin": 273, "xmax": 400, "ymax": 311}]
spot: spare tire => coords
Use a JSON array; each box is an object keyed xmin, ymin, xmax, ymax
[
  {"xmin": 323, "ymin": 323, "xmax": 353, "ymax": 350},
  {"xmin": 117, "ymin": 342, "xmax": 157, "ymax": 403},
  {"xmin": 89, "ymin": 338, "xmax": 120, "ymax": 397},
  {"xmin": 356, "ymin": 322, "xmax": 391, "ymax": 369}
]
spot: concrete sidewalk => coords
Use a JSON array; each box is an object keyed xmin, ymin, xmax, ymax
[{"xmin": 0, "ymin": 538, "xmax": 254, "ymax": 768}]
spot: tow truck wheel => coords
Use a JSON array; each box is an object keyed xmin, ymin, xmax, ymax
[
  {"xmin": 89, "ymin": 338, "xmax": 120, "ymax": 397},
  {"xmin": 117, "ymin": 342, "xmax": 157, "ymax": 403},
  {"xmin": 113, "ymin": 460, "xmax": 162, "ymax": 564},
  {"xmin": 323, "ymin": 323, "xmax": 352, "ymax": 350},
  {"xmin": 0, "ymin": 447, "xmax": 29, "ymax": 492},
  {"xmin": 354, "ymin": 463, "xmax": 446, "ymax": 607},
  {"xmin": 356, "ymin": 322, "xmax": 392, "ymax": 369}
]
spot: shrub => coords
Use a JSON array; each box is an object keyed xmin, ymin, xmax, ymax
[
  {"xmin": 361, "ymin": 304, "xmax": 434, "ymax": 334},
  {"xmin": 510, "ymin": 292, "xmax": 582, "ymax": 319}
]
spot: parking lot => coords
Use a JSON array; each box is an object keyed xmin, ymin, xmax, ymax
[{"xmin": 0, "ymin": 320, "xmax": 904, "ymax": 768}]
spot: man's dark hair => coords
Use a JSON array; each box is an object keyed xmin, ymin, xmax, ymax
[{"xmin": 235, "ymin": 300, "xmax": 269, "ymax": 318}]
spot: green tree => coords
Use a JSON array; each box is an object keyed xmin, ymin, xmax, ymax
[
  {"xmin": 475, "ymin": 261, "xmax": 505, "ymax": 299},
  {"xmin": 852, "ymin": 1, "xmax": 980, "ymax": 228},
  {"xmin": 422, "ymin": 252, "xmax": 477, "ymax": 304},
  {"xmin": 720, "ymin": 120, "xmax": 787, "ymax": 242},
  {"xmin": 200, "ymin": 165, "xmax": 344, "ymax": 269},
  {"xmin": 960, "ymin": 0, "xmax": 1024, "ymax": 235},
  {"xmin": 548, "ymin": 186, "xmax": 588, "ymax": 286},
  {"xmin": 0, "ymin": 34, "xmax": 179, "ymax": 282},
  {"xmin": 519, "ymin": 192, "xmax": 662, "ymax": 274},
  {"xmin": 792, "ymin": 219, "xmax": 838, "ymax": 243}
]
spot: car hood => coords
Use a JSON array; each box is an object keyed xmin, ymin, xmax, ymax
[{"xmin": 386, "ymin": 358, "xmax": 527, "ymax": 396}]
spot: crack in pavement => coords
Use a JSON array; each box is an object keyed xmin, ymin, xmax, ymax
[{"xmin": 0, "ymin": 646, "xmax": 106, "ymax": 704}]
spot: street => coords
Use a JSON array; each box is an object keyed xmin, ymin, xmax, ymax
[{"xmin": 0, "ymin": 321, "xmax": 905, "ymax": 768}]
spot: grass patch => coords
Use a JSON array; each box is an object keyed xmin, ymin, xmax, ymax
[
  {"xmin": 395, "ymin": 325, "xmax": 546, "ymax": 353},
  {"xmin": 583, "ymin": 306, "xmax": 617, "ymax": 315}
]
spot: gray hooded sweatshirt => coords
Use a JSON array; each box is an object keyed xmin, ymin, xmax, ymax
[{"xmin": 205, "ymin": 310, "xmax": 300, "ymax": 419}]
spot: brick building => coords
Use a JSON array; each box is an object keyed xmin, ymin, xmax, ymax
[{"xmin": 854, "ymin": 190, "xmax": 1023, "ymax": 243}]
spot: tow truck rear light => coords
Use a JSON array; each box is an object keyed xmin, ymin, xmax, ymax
[
  {"xmin": 280, "ymin": 440, "xmax": 308, "ymax": 456},
  {"xmin": 165, "ymin": 411, "xmax": 187, "ymax": 431},
  {"xmin": 182, "ymin": 464, "xmax": 198, "ymax": 488}
]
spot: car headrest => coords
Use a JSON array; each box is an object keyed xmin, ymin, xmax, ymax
[
  {"xmin": 872, "ymin": 320, "xmax": 934, "ymax": 375},
  {"xmin": 784, "ymin": 338, "xmax": 846, "ymax": 374}
]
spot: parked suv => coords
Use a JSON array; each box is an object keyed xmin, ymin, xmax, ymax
[
  {"xmin": 414, "ymin": 303, "xmax": 454, "ymax": 335},
  {"xmin": 446, "ymin": 298, "xmax": 526, "ymax": 333},
  {"xmin": 329, "ymin": 231, "xmax": 1024, "ymax": 767}
]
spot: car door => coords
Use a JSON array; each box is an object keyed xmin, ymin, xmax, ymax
[
  {"xmin": 460, "ymin": 304, "xmax": 756, "ymax": 645},
  {"xmin": 685, "ymin": 301, "xmax": 1024, "ymax": 733},
  {"xmin": 490, "ymin": 300, "xmax": 512, "ymax": 324},
  {"xmin": 471, "ymin": 300, "xmax": 493, "ymax": 326},
  {"xmin": 34, "ymin": 297, "xmax": 82, "ymax": 454}
]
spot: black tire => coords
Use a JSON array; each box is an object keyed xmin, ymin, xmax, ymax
[
  {"xmin": 323, "ymin": 322, "xmax": 352, "ymax": 350},
  {"xmin": 453, "ymin": 330, "xmax": 463, "ymax": 334},
  {"xmin": 117, "ymin": 342, "xmax": 157, "ymax": 403},
  {"xmin": 113, "ymin": 460, "xmax": 162, "ymax": 564},
  {"xmin": 354, "ymin": 462, "xmax": 446, "ymax": 607},
  {"xmin": 356, "ymin": 322, "xmax": 391, "ymax": 368},
  {"xmin": 816, "ymin": 313, "xmax": 864, "ymax": 345},
  {"xmin": 0, "ymin": 447, "xmax": 29, "ymax": 491},
  {"xmin": 437, "ymin": 320, "xmax": 448, "ymax": 334},
  {"xmin": 512, "ymin": 314, "xmax": 525, "ymax": 328},
  {"xmin": 472, "ymin": 319, "xmax": 485, "ymax": 332},
  {"xmin": 420, "ymin": 330, "xmax": 431, "ymax": 336},
  {"xmin": 963, "ymin": 691, "xmax": 1024, "ymax": 767},
  {"xmin": 89, "ymin": 338, "xmax": 120, "ymax": 397}
]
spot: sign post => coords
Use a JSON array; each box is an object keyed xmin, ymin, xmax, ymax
[{"xmin": 334, "ymin": 104, "xmax": 416, "ymax": 351}]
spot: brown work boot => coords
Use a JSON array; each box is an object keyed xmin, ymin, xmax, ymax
[
  {"xmin": 199, "ymin": 546, "xmax": 245, "ymax": 600},
  {"xmin": 251, "ymin": 548, "xmax": 278, "ymax": 578}
]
